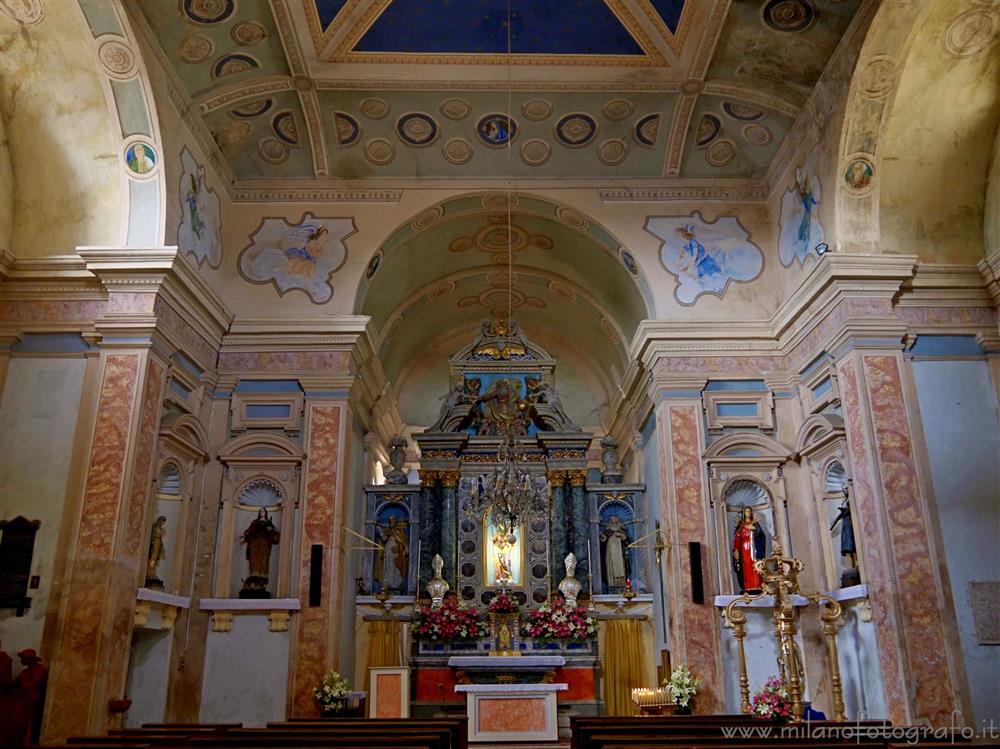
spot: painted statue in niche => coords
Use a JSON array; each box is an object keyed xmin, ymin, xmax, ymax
[
  {"xmin": 177, "ymin": 147, "xmax": 222, "ymax": 268},
  {"xmin": 601, "ymin": 514, "xmax": 632, "ymax": 588},
  {"xmin": 646, "ymin": 212, "xmax": 764, "ymax": 304},
  {"xmin": 830, "ymin": 486, "xmax": 860, "ymax": 587},
  {"xmin": 238, "ymin": 212, "xmax": 355, "ymax": 303},
  {"xmin": 374, "ymin": 515, "xmax": 409, "ymax": 593},
  {"xmin": 145, "ymin": 515, "xmax": 166, "ymax": 590},
  {"xmin": 475, "ymin": 377, "xmax": 531, "ymax": 436},
  {"xmin": 732, "ymin": 506, "xmax": 767, "ymax": 593},
  {"xmin": 239, "ymin": 508, "xmax": 280, "ymax": 598},
  {"xmin": 485, "ymin": 515, "xmax": 521, "ymax": 587},
  {"xmin": 779, "ymin": 164, "xmax": 824, "ymax": 266}
]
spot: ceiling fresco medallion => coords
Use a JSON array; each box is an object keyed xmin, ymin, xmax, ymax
[
  {"xmin": 695, "ymin": 114, "xmax": 722, "ymax": 148},
  {"xmin": 258, "ymin": 138, "xmax": 289, "ymax": 165},
  {"xmin": 177, "ymin": 34, "xmax": 214, "ymax": 63},
  {"xmin": 722, "ymin": 102, "xmax": 764, "ymax": 121},
  {"xmin": 602, "ymin": 99, "xmax": 633, "ymax": 121},
  {"xmin": 412, "ymin": 205, "xmax": 445, "ymax": 231},
  {"xmin": 397, "ymin": 112, "xmax": 439, "ymax": 147},
  {"xmin": 742, "ymin": 124, "xmax": 773, "ymax": 146},
  {"xmin": 482, "ymin": 193, "xmax": 518, "ymax": 210},
  {"xmin": 442, "ymin": 138, "xmax": 474, "ymax": 164},
  {"xmin": 364, "ymin": 138, "xmax": 396, "ymax": 165},
  {"xmin": 231, "ymin": 21, "xmax": 267, "ymax": 46},
  {"xmin": 598, "ymin": 139, "xmax": 628, "ymax": 166},
  {"xmin": 360, "ymin": 98, "xmax": 390, "ymax": 120},
  {"xmin": 458, "ymin": 286, "xmax": 545, "ymax": 317},
  {"xmin": 211, "ymin": 53, "xmax": 258, "ymax": 80},
  {"xmin": 215, "ymin": 121, "xmax": 252, "ymax": 156},
  {"xmin": 521, "ymin": 99, "xmax": 553, "ymax": 121},
  {"xmin": 858, "ymin": 55, "xmax": 896, "ymax": 99},
  {"xmin": 843, "ymin": 156, "xmax": 875, "ymax": 195},
  {"xmin": 237, "ymin": 212, "xmax": 355, "ymax": 304},
  {"xmin": 428, "ymin": 281, "xmax": 456, "ymax": 300},
  {"xmin": 0, "ymin": 0, "xmax": 44, "ymax": 25},
  {"xmin": 99, "ymin": 39, "xmax": 137, "ymax": 79},
  {"xmin": 448, "ymin": 220, "xmax": 552, "ymax": 258},
  {"xmin": 123, "ymin": 141, "xmax": 157, "ymax": 177},
  {"xmin": 620, "ymin": 249, "xmax": 640, "ymax": 277},
  {"xmin": 601, "ymin": 318, "xmax": 620, "ymax": 344},
  {"xmin": 778, "ymin": 162, "xmax": 824, "ymax": 266},
  {"xmin": 634, "ymin": 114, "xmax": 660, "ymax": 148},
  {"xmin": 365, "ymin": 251, "xmax": 382, "ymax": 281},
  {"xmin": 943, "ymin": 8, "xmax": 998, "ymax": 59},
  {"xmin": 520, "ymin": 139, "xmax": 552, "ymax": 167},
  {"xmin": 231, "ymin": 98, "xmax": 272, "ymax": 118},
  {"xmin": 555, "ymin": 113, "xmax": 597, "ymax": 148},
  {"xmin": 761, "ymin": 0, "xmax": 817, "ymax": 33},
  {"xmin": 706, "ymin": 139, "xmax": 737, "ymax": 167},
  {"xmin": 182, "ymin": 0, "xmax": 234, "ymax": 25},
  {"xmin": 646, "ymin": 212, "xmax": 765, "ymax": 305},
  {"xmin": 333, "ymin": 113, "xmax": 361, "ymax": 146},
  {"xmin": 554, "ymin": 206, "xmax": 588, "ymax": 230},
  {"xmin": 272, "ymin": 111, "xmax": 299, "ymax": 145},
  {"xmin": 477, "ymin": 114, "xmax": 518, "ymax": 147},
  {"xmin": 548, "ymin": 280, "xmax": 576, "ymax": 301},
  {"xmin": 440, "ymin": 98, "xmax": 472, "ymax": 120}
]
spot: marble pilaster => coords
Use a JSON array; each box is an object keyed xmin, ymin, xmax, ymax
[
  {"xmin": 439, "ymin": 471, "xmax": 459, "ymax": 586},
  {"xmin": 548, "ymin": 471, "xmax": 568, "ymax": 585},
  {"xmin": 569, "ymin": 472, "xmax": 590, "ymax": 593}
]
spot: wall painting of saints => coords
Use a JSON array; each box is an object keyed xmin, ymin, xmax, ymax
[
  {"xmin": 646, "ymin": 212, "xmax": 764, "ymax": 305},
  {"xmin": 177, "ymin": 147, "xmax": 222, "ymax": 268},
  {"xmin": 778, "ymin": 163, "xmax": 824, "ymax": 266},
  {"xmin": 238, "ymin": 212, "xmax": 356, "ymax": 303}
]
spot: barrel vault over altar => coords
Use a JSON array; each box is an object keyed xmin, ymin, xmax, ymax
[{"xmin": 0, "ymin": 0, "xmax": 997, "ymax": 742}]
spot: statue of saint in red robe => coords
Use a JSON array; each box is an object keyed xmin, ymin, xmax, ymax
[{"xmin": 732, "ymin": 507, "xmax": 767, "ymax": 593}]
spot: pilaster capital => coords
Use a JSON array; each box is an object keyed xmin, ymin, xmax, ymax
[
  {"xmin": 568, "ymin": 470, "xmax": 587, "ymax": 487},
  {"xmin": 438, "ymin": 470, "xmax": 460, "ymax": 488},
  {"xmin": 418, "ymin": 470, "xmax": 438, "ymax": 487},
  {"xmin": 546, "ymin": 469, "xmax": 568, "ymax": 485}
]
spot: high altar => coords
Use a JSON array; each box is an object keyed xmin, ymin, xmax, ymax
[{"xmin": 355, "ymin": 321, "xmax": 655, "ymax": 734}]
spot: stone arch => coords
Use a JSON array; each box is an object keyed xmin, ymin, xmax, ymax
[{"xmin": 835, "ymin": 0, "xmax": 1000, "ymax": 262}]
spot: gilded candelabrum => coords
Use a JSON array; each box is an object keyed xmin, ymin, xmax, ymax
[{"xmin": 723, "ymin": 542, "xmax": 845, "ymax": 721}]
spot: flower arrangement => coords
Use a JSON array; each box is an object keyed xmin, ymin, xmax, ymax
[
  {"xmin": 663, "ymin": 665, "xmax": 700, "ymax": 709},
  {"xmin": 750, "ymin": 676, "xmax": 791, "ymax": 721},
  {"xmin": 523, "ymin": 598, "xmax": 597, "ymax": 642},
  {"xmin": 412, "ymin": 599, "xmax": 487, "ymax": 644},
  {"xmin": 487, "ymin": 591, "xmax": 520, "ymax": 615},
  {"xmin": 314, "ymin": 670, "xmax": 350, "ymax": 715}
]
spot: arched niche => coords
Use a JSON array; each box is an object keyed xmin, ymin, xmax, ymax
[
  {"xmin": 147, "ymin": 414, "xmax": 210, "ymax": 595},
  {"xmin": 704, "ymin": 433, "xmax": 792, "ymax": 595},
  {"xmin": 794, "ymin": 414, "xmax": 862, "ymax": 589},
  {"xmin": 216, "ymin": 433, "xmax": 304, "ymax": 599}
]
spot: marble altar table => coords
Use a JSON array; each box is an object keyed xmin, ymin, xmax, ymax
[{"xmin": 455, "ymin": 683, "xmax": 567, "ymax": 743}]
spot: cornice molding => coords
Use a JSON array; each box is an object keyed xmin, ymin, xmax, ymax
[
  {"xmin": 231, "ymin": 187, "xmax": 403, "ymax": 203},
  {"xmin": 979, "ymin": 248, "xmax": 1000, "ymax": 308}
]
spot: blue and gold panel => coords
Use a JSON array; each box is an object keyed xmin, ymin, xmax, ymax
[
  {"xmin": 396, "ymin": 112, "xmax": 439, "ymax": 147},
  {"xmin": 211, "ymin": 52, "xmax": 258, "ymax": 80},
  {"xmin": 272, "ymin": 110, "xmax": 299, "ymax": 145},
  {"xmin": 646, "ymin": 0, "xmax": 686, "ymax": 34},
  {"xmin": 476, "ymin": 114, "xmax": 517, "ymax": 147},
  {"xmin": 349, "ymin": 0, "xmax": 646, "ymax": 55},
  {"xmin": 333, "ymin": 112, "xmax": 361, "ymax": 146},
  {"xmin": 231, "ymin": 98, "xmax": 272, "ymax": 118},
  {"xmin": 183, "ymin": 0, "xmax": 235, "ymax": 25}
]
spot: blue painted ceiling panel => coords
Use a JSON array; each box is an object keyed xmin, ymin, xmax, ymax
[
  {"xmin": 315, "ymin": 0, "xmax": 349, "ymax": 29},
  {"xmin": 351, "ymin": 0, "xmax": 646, "ymax": 55},
  {"xmin": 648, "ymin": 0, "xmax": 685, "ymax": 34}
]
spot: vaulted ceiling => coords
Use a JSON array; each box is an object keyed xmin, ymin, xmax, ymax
[{"xmin": 134, "ymin": 0, "xmax": 861, "ymax": 184}]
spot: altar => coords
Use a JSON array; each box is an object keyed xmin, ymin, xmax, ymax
[{"xmin": 456, "ymin": 683, "xmax": 568, "ymax": 743}]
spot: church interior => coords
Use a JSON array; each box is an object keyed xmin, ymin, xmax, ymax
[{"xmin": 1, "ymin": 0, "xmax": 999, "ymax": 746}]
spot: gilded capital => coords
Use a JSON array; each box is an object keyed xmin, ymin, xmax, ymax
[
  {"xmin": 546, "ymin": 469, "xmax": 568, "ymax": 485},
  {"xmin": 568, "ymin": 469, "xmax": 587, "ymax": 487},
  {"xmin": 418, "ymin": 470, "xmax": 438, "ymax": 487},
  {"xmin": 438, "ymin": 470, "xmax": 461, "ymax": 487}
]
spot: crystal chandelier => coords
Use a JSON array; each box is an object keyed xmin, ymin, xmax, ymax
[{"xmin": 467, "ymin": 433, "xmax": 549, "ymax": 536}]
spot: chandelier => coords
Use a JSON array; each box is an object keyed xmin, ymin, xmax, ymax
[{"xmin": 467, "ymin": 432, "xmax": 549, "ymax": 536}]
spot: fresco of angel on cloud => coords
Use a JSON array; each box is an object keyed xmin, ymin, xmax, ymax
[
  {"xmin": 645, "ymin": 212, "xmax": 764, "ymax": 305},
  {"xmin": 238, "ymin": 212, "xmax": 356, "ymax": 303}
]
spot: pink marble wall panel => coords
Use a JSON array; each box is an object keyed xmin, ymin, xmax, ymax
[
  {"xmin": 895, "ymin": 306, "xmax": 996, "ymax": 327},
  {"xmin": 106, "ymin": 291, "xmax": 156, "ymax": 314},
  {"xmin": 47, "ymin": 354, "xmax": 141, "ymax": 739},
  {"xmin": 655, "ymin": 356, "xmax": 785, "ymax": 376},
  {"xmin": 290, "ymin": 404, "xmax": 342, "ymax": 716},
  {"xmin": 667, "ymin": 405, "xmax": 723, "ymax": 712},
  {"xmin": 0, "ymin": 299, "xmax": 105, "ymax": 323},
  {"xmin": 477, "ymin": 697, "xmax": 547, "ymax": 732},
  {"xmin": 105, "ymin": 359, "xmax": 166, "ymax": 702},
  {"xmin": 861, "ymin": 355, "xmax": 959, "ymax": 724},
  {"xmin": 76, "ymin": 355, "xmax": 141, "ymax": 558},
  {"xmin": 837, "ymin": 359, "xmax": 907, "ymax": 725},
  {"xmin": 788, "ymin": 298, "xmax": 893, "ymax": 368},
  {"xmin": 218, "ymin": 350, "xmax": 352, "ymax": 373},
  {"xmin": 152, "ymin": 298, "xmax": 218, "ymax": 367}
]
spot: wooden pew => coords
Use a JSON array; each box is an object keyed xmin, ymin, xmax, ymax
[{"xmin": 268, "ymin": 717, "xmax": 467, "ymax": 749}]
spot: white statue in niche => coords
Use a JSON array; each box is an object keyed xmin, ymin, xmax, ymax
[{"xmin": 559, "ymin": 552, "xmax": 582, "ymax": 608}]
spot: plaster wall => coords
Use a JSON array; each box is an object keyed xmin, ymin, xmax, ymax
[
  {"xmin": 0, "ymin": 113, "xmax": 12, "ymax": 254},
  {"xmin": 0, "ymin": 357, "xmax": 86, "ymax": 658},
  {"xmin": 985, "ymin": 121, "xmax": 1000, "ymax": 259},
  {"xmin": 911, "ymin": 359, "xmax": 1000, "ymax": 725},
  {"xmin": 0, "ymin": 1, "xmax": 124, "ymax": 256},
  {"xmin": 200, "ymin": 614, "xmax": 290, "ymax": 725},
  {"xmin": 124, "ymin": 628, "xmax": 172, "ymax": 727}
]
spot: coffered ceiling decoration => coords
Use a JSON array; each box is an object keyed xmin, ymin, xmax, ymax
[{"xmin": 133, "ymin": 0, "xmax": 862, "ymax": 188}]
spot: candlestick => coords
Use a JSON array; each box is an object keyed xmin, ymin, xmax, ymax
[{"xmin": 587, "ymin": 538, "xmax": 593, "ymax": 595}]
